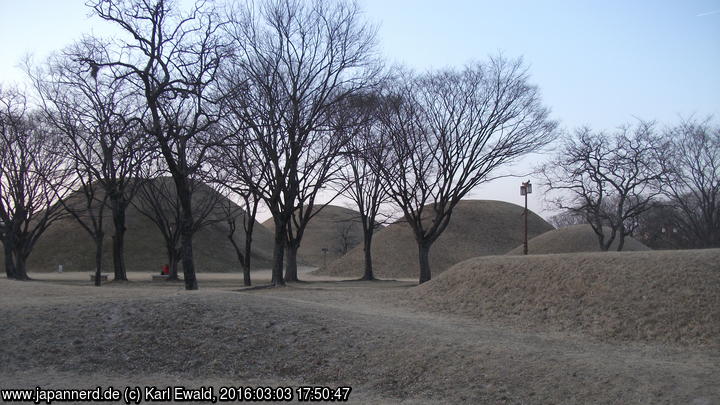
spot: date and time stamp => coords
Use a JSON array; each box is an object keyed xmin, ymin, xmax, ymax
[{"xmin": 0, "ymin": 385, "xmax": 352, "ymax": 403}]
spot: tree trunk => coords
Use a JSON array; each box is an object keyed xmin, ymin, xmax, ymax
[
  {"xmin": 271, "ymin": 219, "xmax": 286, "ymax": 286},
  {"xmin": 602, "ymin": 228, "xmax": 617, "ymax": 251},
  {"xmin": 111, "ymin": 198, "xmax": 128, "ymax": 281},
  {"xmin": 616, "ymin": 233, "xmax": 626, "ymax": 251},
  {"xmin": 164, "ymin": 241, "xmax": 180, "ymax": 281},
  {"xmin": 4, "ymin": 237, "xmax": 16, "ymax": 279},
  {"xmin": 227, "ymin": 223, "xmax": 251, "ymax": 287},
  {"xmin": 284, "ymin": 242, "xmax": 299, "ymax": 282},
  {"xmin": 94, "ymin": 232, "xmax": 104, "ymax": 287},
  {"xmin": 242, "ymin": 209, "xmax": 256, "ymax": 286},
  {"xmin": 418, "ymin": 242, "xmax": 432, "ymax": 284},
  {"xmin": 230, "ymin": 242, "xmax": 250, "ymax": 285},
  {"xmin": 13, "ymin": 250, "xmax": 30, "ymax": 281},
  {"xmin": 596, "ymin": 229, "xmax": 610, "ymax": 251},
  {"xmin": 180, "ymin": 221, "xmax": 197, "ymax": 290},
  {"xmin": 360, "ymin": 231, "xmax": 375, "ymax": 281},
  {"xmin": 170, "ymin": 255, "xmax": 180, "ymax": 280},
  {"xmin": 110, "ymin": 235, "xmax": 126, "ymax": 280},
  {"xmin": 176, "ymin": 182, "xmax": 198, "ymax": 290},
  {"xmin": 243, "ymin": 234, "xmax": 252, "ymax": 287}
]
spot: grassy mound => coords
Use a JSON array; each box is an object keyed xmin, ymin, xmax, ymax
[
  {"xmin": 506, "ymin": 224, "xmax": 650, "ymax": 254},
  {"xmin": 18, "ymin": 179, "xmax": 276, "ymax": 273},
  {"xmin": 315, "ymin": 200, "xmax": 554, "ymax": 279},
  {"xmin": 407, "ymin": 249, "xmax": 720, "ymax": 346},
  {"xmin": 263, "ymin": 205, "xmax": 365, "ymax": 267}
]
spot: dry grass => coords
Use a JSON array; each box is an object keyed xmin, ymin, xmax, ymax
[
  {"xmin": 506, "ymin": 224, "xmax": 650, "ymax": 255},
  {"xmin": 315, "ymin": 200, "xmax": 554, "ymax": 279},
  {"xmin": 12, "ymin": 179, "xmax": 277, "ymax": 273},
  {"xmin": 406, "ymin": 249, "xmax": 720, "ymax": 347},
  {"xmin": 263, "ymin": 205, "xmax": 366, "ymax": 267},
  {"xmin": 1, "ymin": 272, "xmax": 718, "ymax": 404}
]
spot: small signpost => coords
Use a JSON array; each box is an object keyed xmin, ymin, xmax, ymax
[{"xmin": 321, "ymin": 248, "xmax": 329, "ymax": 268}]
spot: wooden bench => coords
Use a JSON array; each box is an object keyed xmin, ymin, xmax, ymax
[
  {"xmin": 152, "ymin": 274, "xmax": 170, "ymax": 281},
  {"xmin": 90, "ymin": 274, "xmax": 108, "ymax": 281}
]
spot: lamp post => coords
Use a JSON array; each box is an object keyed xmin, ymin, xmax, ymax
[{"xmin": 520, "ymin": 180, "xmax": 532, "ymax": 255}]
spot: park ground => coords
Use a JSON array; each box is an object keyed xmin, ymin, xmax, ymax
[{"xmin": 0, "ymin": 268, "xmax": 718, "ymax": 404}]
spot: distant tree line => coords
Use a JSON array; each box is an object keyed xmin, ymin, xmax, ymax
[
  {"xmin": 541, "ymin": 118, "xmax": 720, "ymax": 251},
  {"xmin": 0, "ymin": 0, "xmax": 714, "ymax": 288}
]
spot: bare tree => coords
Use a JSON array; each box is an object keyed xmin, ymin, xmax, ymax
[
  {"xmin": 221, "ymin": 193, "xmax": 259, "ymax": 287},
  {"xmin": 632, "ymin": 200, "xmax": 687, "ymax": 249},
  {"xmin": 334, "ymin": 93, "xmax": 391, "ymax": 280},
  {"xmin": 282, "ymin": 133, "xmax": 353, "ymax": 282},
  {"xmin": 31, "ymin": 39, "xmax": 148, "ymax": 282},
  {"xmin": 540, "ymin": 121, "xmax": 667, "ymax": 251},
  {"xmin": 659, "ymin": 118, "xmax": 720, "ymax": 248},
  {"xmin": 224, "ymin": 189, "xmax": 260, "ymax": 286},
  {"xmin": 133, "ymin": 158, "xmax": 223, "ymax": 280},
  {"xmin": 87, "ymin": 0, "xmax": 230, "ymax": 290},
  {"xmin": 204, "ymin": 152, "xmax": 262, "ymax": 287},
  {"xmin": 336, "ymin": 220, "xmax": 357, "ymax": 255},
  {"xmin": 0, "ymin": 88, "xmax": 72, "ymax": 280},
  {"xmin": 547, "ymin": 210, "xmax": 586, "ymax": 229},
  {"xmin": 223, "ymin": 0, "xmax": 381, "ymax": 285},
  {"xmin": 377, "ymin": 58, "xmax": 556, "ymax": 283},
  {"xmin": 55, "ymin": 166, "xmax": 110, "ymax": 286},
  {"xmin": 206, "ymin": 90, "xmax": 269, "ymax": 286}
]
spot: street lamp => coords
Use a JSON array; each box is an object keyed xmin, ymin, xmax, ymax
[{"xmin": 520, "ymin": 180, "xmax": 532, "ymax": 255}]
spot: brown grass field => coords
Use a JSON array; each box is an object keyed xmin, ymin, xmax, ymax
[
  {"xmin": 506, "ymin": 224, "xmax": 650, "ymax": 255},
  {"xmin": 1, "ymin": 249, "xmax": 718, "ymax": 404}
]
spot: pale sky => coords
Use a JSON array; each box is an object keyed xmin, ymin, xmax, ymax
[{"xmin": 1, "ymin": 0, "xmax": 718, "ymax": 220}]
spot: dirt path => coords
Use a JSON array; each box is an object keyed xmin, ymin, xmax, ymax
[
  {"xmin": 240, "ymin": 282, "xmax": 719, "ymax": 404},
  {"xmin": 0, "ymin": 276, "xmax": 718, "ymax": 404}
]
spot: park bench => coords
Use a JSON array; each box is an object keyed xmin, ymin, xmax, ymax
[
  {"xmin": 90, "ymin": 274, "xmax": 108, "ymax": 281},
  {"xmin": 152, "ymin": 274, "xmax": 169, "ymax": 281}
]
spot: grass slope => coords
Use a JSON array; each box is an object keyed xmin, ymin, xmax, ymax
[
  {"xmin": 262, "ymin": 205, "xmax": 365, "ymax": 267},
  {"xmin": 407, "ymin": 249, "xmax": 720, "ymax": 346},
  {"xmin": 506, "ymin": 224, "xmax": 650, "ymax": 254},
  {"xmin": 316, "ymin": 200, "xmax": 554, "ymax": 279}
]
